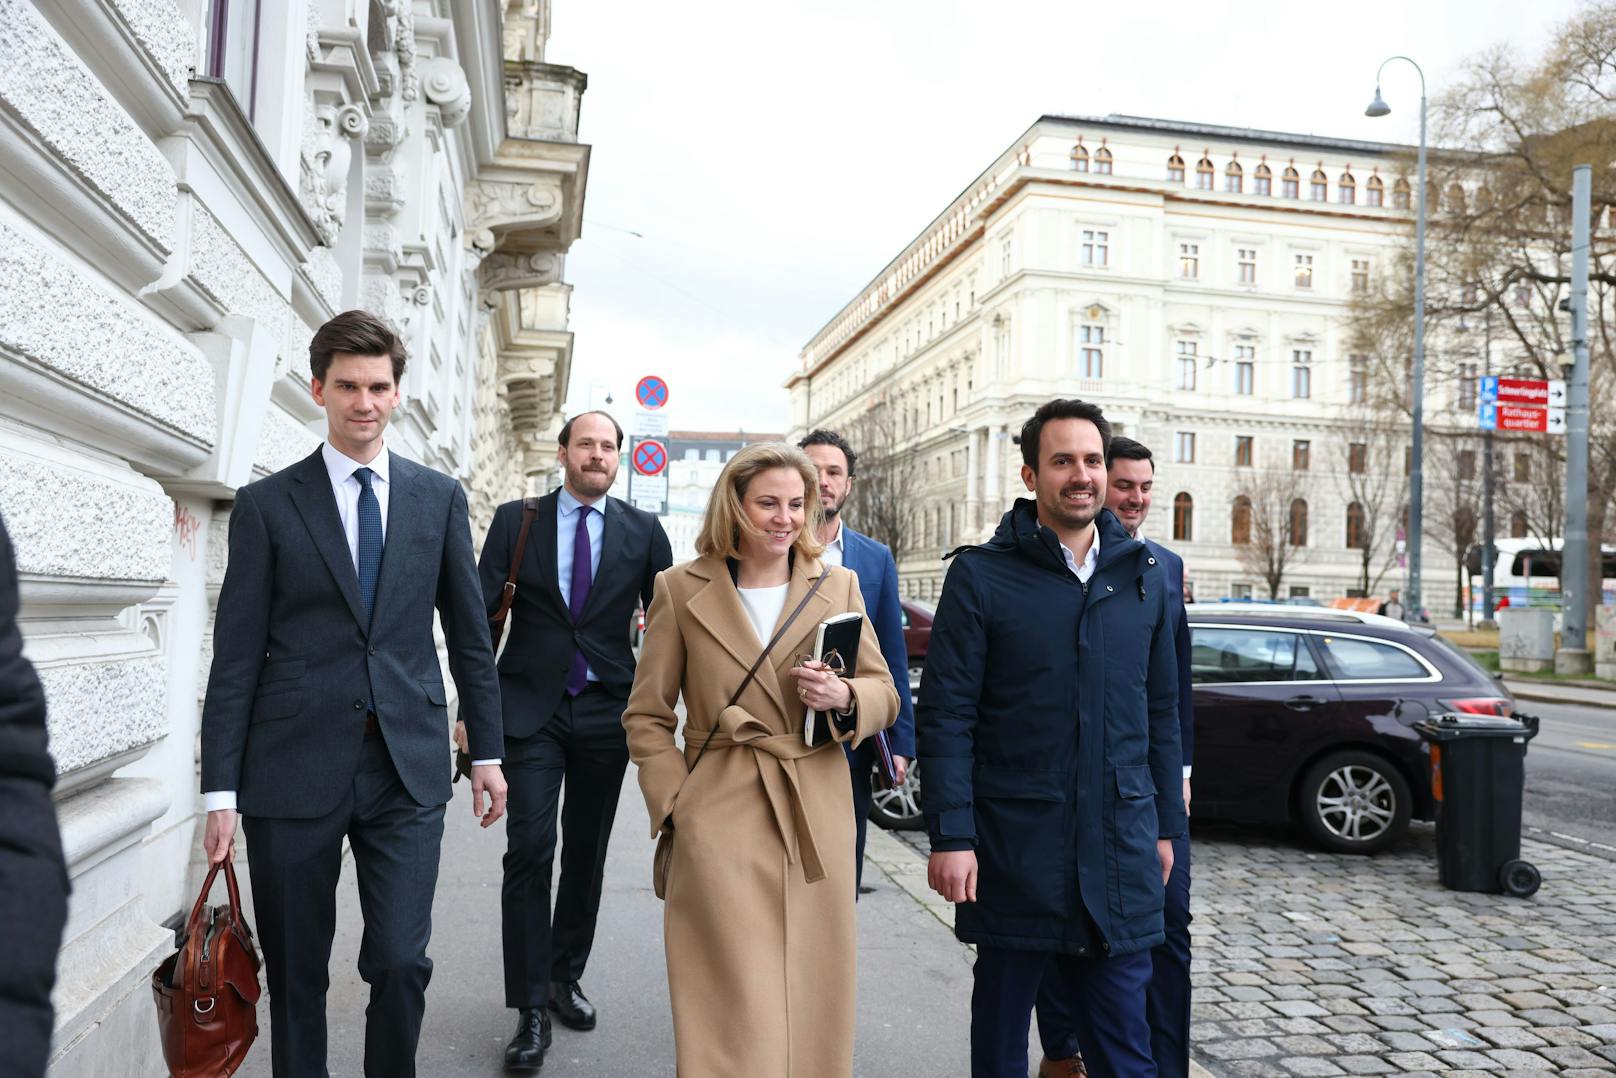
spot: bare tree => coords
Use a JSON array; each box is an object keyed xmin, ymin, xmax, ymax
[
  {"xmin": 1424, "ymin": 433, "xmax": 1487, "ymax": 617},
  {"xmin": 1233, "ymin": 470, "xmax": 1313, "ymax": 599},
  {"xmin": 1497, "ymin": 435, "xmax": 1567, "ymax": 551},
  {"xmin": 847, "ymin": 397, "xmax": 921, "ymax": 559},
  {"xmin": 1334, "ymin": 409, "xmax": 1409, "ymax": 597}
]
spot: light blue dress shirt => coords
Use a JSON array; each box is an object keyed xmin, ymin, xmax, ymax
[{"xmin": 557, "ymin": 487, "xmax": 605, "ymax": 683}]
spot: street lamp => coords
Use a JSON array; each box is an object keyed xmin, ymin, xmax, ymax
[{"xmin": 1366, "ymin": 55, "xmax": 1429, "ymax": 619}]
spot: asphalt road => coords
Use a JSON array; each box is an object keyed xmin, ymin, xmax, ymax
[{"xmin": 1519, "ymin": 698, "xmax": 1616, "ymax": 851}]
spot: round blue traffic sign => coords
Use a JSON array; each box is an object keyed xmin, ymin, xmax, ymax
[{"xmin": 636, "ymin": 375, "xmax": 669, "ymax": 410}]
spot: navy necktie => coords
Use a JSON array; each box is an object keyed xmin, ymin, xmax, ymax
[
  {"xmin": 566, "ymin": 505, "xmax": 594, "ymax": 696},
  {"xmin": 355, "ymin": 467, "xmax": 383, "ymax": 625}
]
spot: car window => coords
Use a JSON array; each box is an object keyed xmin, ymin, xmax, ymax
[
  {"xmin": 900, "ymin": 609, "xmax": 911, "ymax": 629},
  {"xmin": 1190, "ymin": 627, "xmax": 1321, "ymax": 683},
  {"xmin": 1315, "ymin": 635, "xmax": 1430, "ymax": 680}
]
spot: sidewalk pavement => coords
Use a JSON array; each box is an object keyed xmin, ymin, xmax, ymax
[{"xmin": 1506, "ymin": 677, "xmax": 1616, "ymax": 711}]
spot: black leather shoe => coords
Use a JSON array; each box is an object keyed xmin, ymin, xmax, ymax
[
  {"xmin": 548, "ymin": 980, "xmax": 597, "ymax": 1031},
  {"xmin": 504, "ymin": 1008, "xmax": 551, "ymax": 1072}
]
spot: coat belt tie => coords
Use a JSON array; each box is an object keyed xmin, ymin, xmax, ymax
[{"xmin": 684, "ymin": 707, "xmax": 838, "ymax": 883}]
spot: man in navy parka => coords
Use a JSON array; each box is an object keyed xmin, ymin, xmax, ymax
[{"xmin": 918, "ymin": 398, "xmax": 1186, "ymax": 1078}]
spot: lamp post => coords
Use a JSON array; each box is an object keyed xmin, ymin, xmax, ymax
[{"xmin": 1367, "ymin": 56, "xmax": 1428, "ymax": 620}]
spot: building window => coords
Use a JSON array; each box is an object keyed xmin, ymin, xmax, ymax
[
  {"xmin": 1393, "ymin": 177, "xmax": 1411, "ymax": 209},
  {"xmin": 1510, "ymin": 510, "xmax": 1528, "ymax": 538},
  {"xmin": 1231, "ymin": 496, "xmax": 1253, "ymax": 544},
  {"xmin": 1000, "ymin": 238, "xmax": 1012, "ymax": 276},
  {"xmin": 1294, "ymin": 253, "xmax": 1314, "ymax": 289},
  {"xmin": 1290, "ymin": 499, "xmax": 1309, "ymax": 546},
  {"xmin": 1367, "ymin": 174, "xmax": 1385, "ymax": 206},
  {"xmin": 1167, "ymin": 154, "xmax": 1185, "ymax": 182},
  {"xmin": 1173, "ymin": 493, "xmax": 1195, "ymax": 542},
  {"xmin": 1282, "ymin": 166, "xmax": 1300, "ymax": 198},
  {"xmin": 1175, "ymin": 341, "xmax": 1198, "ymax": 390},
  {"xmin": 1231, "ymin": 581, "xmax": 1254, "ymax": 598},
  {"xmin": 1293, "ymin": 439, "xmax": 1311, "ymax": 471},
  {"xmin": 1237, "ymin": 248, "xmax": 1257, "ymax": 284},
  {"xmin": 1310, "ymin": 169, "xmax": 1328, "ymax": 201},
  {"xmin": 1458, "ymin": 363, "xmax": 1478, "ymax": 410},
  {"xmin": 1235, "ymin": 355, "xmax": 1255, "ymax": 395},
  {"xmin": 1351, "ymin": 258, "xmax": 1370, "ymax": 293},
  {"xmin": 1447, "ymin": 183, "xmax": 1466, "ymax": 214},
  {"xmin": 1175, "ymin": 431, "xmax": 1196, "ymax": 463},
  {"xmin": 1292, "ymin": 353, "xmax": 1312, "ymax": 398},
  {"xmin": 1225, "ymin": 160, "xmax": 1243, "ymax": 193},
  {"xmin": 1079, "ymin": 324, "xmax": 1104, "ymax": 378},
  {"xmin": 1235, "ymin": 435, "xmax": 1254, "ymax": 467},
  {"xmin": 1458, "ymin": 449, "xmax": 1476, "ymax": 480},
  {"xmin": 1514, "ymin": 452, "xmax": 1530, "ymax": 482},
  {"xmin": 1349, "ymin": 353, "xmax": 1368, "ymax": 403},
  {"xmin": 1349, "ymin": 442, "xmax": 1367, "ymax": 473},
  {"xmin": 1346, "ymin": 502, "xmax": 1366, "ymax": 548},
  {"xmin": 1178, "ymin": 243, "xmax": 1200, "ymax": 279},
  {"xmin": 1081, "ymin": 229, "xmax": 1109, "ymax": 266},
  {"xmin": 1196, "ymin": 156, "xmax": 1215, "ymax": 190},
  {"xmin": 1072, "ymin": 143, "xmax": 1089, "ymax": 172},
  {"xmin": 1254, "ymin": 163, "xmax": 1272, "ymax": 196},
  {"xmin": 1339, "ymin": 171, "xmax": 1357, "ymax": 204},
  {"xmin": 1094, "ymin": 146, "xmax": 1113, "ymax": 174},
  {"xmin": 205, "ymin": 0, "xmax": 264, "ymax": 118}
]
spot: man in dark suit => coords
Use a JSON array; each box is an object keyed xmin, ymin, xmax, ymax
[
  {"xmin": 472, "ymin": 410, "xmax": 671, "ymax": 1072},
  {"xmin": 200, "ymin": 310, "xmax": 506, "ymax": 1078},
  {"xmin": 1034, "ymin": 435, "xmax": 1196, "ymax": 1078},
  {"xmin": 799, "ymin": 429, "xmax": 916, "ymax": 892},
  {"xmin": 0, "ymin": 513, "xmax": 69, "ymax": 1078}
]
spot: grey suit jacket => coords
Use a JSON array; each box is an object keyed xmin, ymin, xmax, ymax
[{"xmin": 201, "ymin": 446, "xmax": 502, "ymax": 818}]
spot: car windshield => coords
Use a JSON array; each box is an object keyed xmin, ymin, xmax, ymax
[
  {"xmin": 1427, "ymin": 634, "xmax": 1502, "ymax": 685},
  {"xmin": 906, "ymin": 600, "xmax": 936, "ymax": 617}
]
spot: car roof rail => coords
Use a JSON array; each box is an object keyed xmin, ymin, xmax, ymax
[{"xmin": 1185, "ymin": 602, "xmax": 1409, "ymax": 628}]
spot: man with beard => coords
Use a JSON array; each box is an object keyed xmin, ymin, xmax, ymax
[
  {"xmin": 798, "ymin": 429, "xmax": 916, "ymax": 891},
  {"xmin": 471, "ymin": 410, "xmax": 672, "ymax": 1071},
  {"xmin": 1034, "ymin": 436, "xmax": 1196, "ymax": 1078},
  {"xmin": 919, "ymin": 399, "xmax": 1185, "ymax": 1078}
]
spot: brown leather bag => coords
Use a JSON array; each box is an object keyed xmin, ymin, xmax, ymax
[{"xmin": 152, "ymin": 858, "xmax": 262, "ymax": 1078}]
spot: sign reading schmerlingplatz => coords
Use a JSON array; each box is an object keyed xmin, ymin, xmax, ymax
[{"xmin": 1476, "ymin": 376, "xmax": 1567, "ymax": 434}]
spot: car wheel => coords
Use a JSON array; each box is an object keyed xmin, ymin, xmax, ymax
[
  {"xmin": 1295, "ymin": 750, "xmax": 1411, "ymax": 855},
  {"xmin": 907, "ymin": 658, "xmax": 924, "ymax": 682},
  {"xmin": 869, "ymin": 761, "xmax": 924, "ymax": 831}
]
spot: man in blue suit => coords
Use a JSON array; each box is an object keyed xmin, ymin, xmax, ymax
[
  {"xmin": 800, "ymin": 430, "xmax": 917, "ymax": 891},
  {"xmin": 1035, "ymin": 435, "xmax": 1195, "ymax": 1078}
]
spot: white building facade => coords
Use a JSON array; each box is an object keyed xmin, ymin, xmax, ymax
[
  {"xmin": 789, "ymin": 114, "xmax": 1469, "ymax": 608},
  {"xmin": 660, "ymin": 431, "xmax": 784, "ymax": 564},
  {"xmin": 0, "ymin": 1, "xmax": 586, "ymax": 1072}
]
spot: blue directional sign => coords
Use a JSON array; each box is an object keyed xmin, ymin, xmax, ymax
[
  {"xmin": 1479, "ymin": 375, "xmax": 1499, "ymax": 404},
  {"xmin": 1478, "ymin": 401, "xmax": 1498, "ymax": 430}
]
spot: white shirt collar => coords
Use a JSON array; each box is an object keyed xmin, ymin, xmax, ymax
[
  {"xmin": 322, "ymin": 440, "xmax": 389, "ymax": 486},
  {"xmin": 558, "ymin": 485, "xmax": 604, "ymax": 517},
  {"xmin": 825, "ymin": 517, "xmax": 845, "ymax": 552},
  {"xmin": 1059, "ymin": 529, "xmax": 1100, "ymax": 582}
]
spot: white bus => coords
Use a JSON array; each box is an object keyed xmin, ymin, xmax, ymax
[{"xmin": 1465, "ymin": 538, "xmax": 1616, "ymax": 618}]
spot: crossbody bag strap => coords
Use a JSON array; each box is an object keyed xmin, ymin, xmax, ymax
[
  {"xmin": 489, "ymin": 496, "xmax": 541, "ymax": 650},
  {"xmin": 685, "ymin": 569, "xmax": 830, "ymax": 775}
]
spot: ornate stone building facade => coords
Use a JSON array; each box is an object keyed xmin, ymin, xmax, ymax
[
  {"xmin": 0, "ymin": 1, "xmax": 587, "ymax": 1071},
  {"xmin": 789, "ymin": 114, "xmax": 1474, "ymax": 610}
]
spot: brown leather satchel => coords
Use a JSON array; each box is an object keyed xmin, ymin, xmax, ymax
[{"xmin": 152, "ymin": 858, "xmax": 262, "ymax": 1078}]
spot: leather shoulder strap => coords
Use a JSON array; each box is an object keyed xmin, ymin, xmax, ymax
[{"xmin": 489, "ymin": 497, "xmax": 541, "ymax": 649}]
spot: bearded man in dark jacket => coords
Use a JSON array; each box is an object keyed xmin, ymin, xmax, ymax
[{"xmin": 918, "ymin": 399, "xmax": 1185, "ymax": 1078}]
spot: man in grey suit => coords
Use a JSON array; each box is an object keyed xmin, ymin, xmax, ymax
[{"xmin": 200, "ymin": 309, "xmax": 507, "ymax": 1078}]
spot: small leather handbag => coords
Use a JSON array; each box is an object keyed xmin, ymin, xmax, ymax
[{"xmin": 152, "ymin": 858, "xmax": 262, "ymax": 1077}]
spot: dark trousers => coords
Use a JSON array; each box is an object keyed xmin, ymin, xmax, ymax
[
  {"xmin": 501, "ymin": 684, "xmax": 629, "ymax": 1009},
  {"xmin": 243, "ymin": 732, "xmax": 445, "ymax": 1078},
  {"xmin": 976, "ymin": 945, "xmax": 1155, "ymax": 1078},
  {"xmin": 0, "ymin": 776, "xmax": 68, "ymax": 1078},
  {"xmin": 846, "ymin": 740, "xmax": 875, "ymax": 891},
  {"xmin": 1035, "ymin": 834, "xmax": 1193, "ymax": 1077}
]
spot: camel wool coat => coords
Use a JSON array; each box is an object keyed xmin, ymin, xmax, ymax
[{"xmin": 623, "ymin": 553, "xmax": 899, "ymax": 1077}]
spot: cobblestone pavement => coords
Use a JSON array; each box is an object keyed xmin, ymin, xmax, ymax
[{"xmin": 886, "ymin": 822, "xmax": 1616, "ymax": 1075}]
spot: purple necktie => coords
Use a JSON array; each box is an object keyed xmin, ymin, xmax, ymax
[{"xmin": 566, "ymin": 505, "xmax": 594, "ymax": 696}]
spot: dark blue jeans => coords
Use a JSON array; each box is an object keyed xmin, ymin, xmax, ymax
[
  {"xmin": 1035, "ymin": 833, "xmax": 1192, "ymax": 1077},
  {"xmin": 973, "ymin": 945, "xmax": 1155, "ymax": 1078}
]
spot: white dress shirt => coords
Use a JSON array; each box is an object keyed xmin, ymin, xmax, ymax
[
  {"xmin": 819, "ymin": 518, "xmax": 845, "ymax": 568},
  {"xmin": 1059, "ymin": 528, "xmax": 1099, "ymax": 583},
  {"xmin": 556, "ymin": 486, "xmax": 606, "ymax": 683}
]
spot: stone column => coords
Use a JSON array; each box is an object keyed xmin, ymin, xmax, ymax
[
  {"xmin": 965, "ymin": 427, "xmax": 982, "ymax": 532},
  {"xmin": 984, "ymin": 425, "xmax": 1005, "ymax": 513}
]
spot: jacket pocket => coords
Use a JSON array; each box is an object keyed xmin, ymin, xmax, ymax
[
  {"xmin": 421, "ymin": 680, "xmax": 448, "ymax": 706},
  {"xmin": 257, "ymin": 658, "xmax": 306, "ymax": 685},
  {"xmin": 1110, "ymin": 764, "xmax": 1164, "ymax": 917},
  {"xmin": 973, "ymin": 765, "xmax": 1069, "ymax": 919},
  {"xmin": 250, "ymin": 690, "xmax": 302, "ymax": 725}
]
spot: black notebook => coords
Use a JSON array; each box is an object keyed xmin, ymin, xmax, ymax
[{"xmin": 804, "ymin": 612, "xmax": 862, "ymax": 746}]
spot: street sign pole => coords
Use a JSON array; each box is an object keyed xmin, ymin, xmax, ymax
[
  {"xmin": 1558, "ymin": 164, "xmax": 1593, "ymax": 672},
  {"xmin": 1480, "ymin": 307, "xmax": 1497, "ymax": 629}
]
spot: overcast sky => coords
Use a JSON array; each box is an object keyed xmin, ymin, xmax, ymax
[{"xmin": 546, "ymin": 0, "xmax": 1584, "ymax": 433}]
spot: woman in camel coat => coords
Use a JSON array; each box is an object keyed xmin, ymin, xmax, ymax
[{"xmin": 622, "ymin": 442, "xmax": 899, "ymax": 1077}]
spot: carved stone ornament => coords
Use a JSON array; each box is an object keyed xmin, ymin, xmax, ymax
[
  {"xmin": 395, "ymin": 5, "xmax": 419, "ymax": 102},
  {"xmin": 297, "ymin": 101, "xmax": 369, "ymax": 246},
  {"xmin": 466, "ymin": 179, "xmax": 563, "ymax": 236},
  {"xmin": 479, "ymin": 251, "xmax": 561, "ymax": 292},
  {"xmin": 421, "ymin": 57, "xmax": 473, "ymax": 128}
]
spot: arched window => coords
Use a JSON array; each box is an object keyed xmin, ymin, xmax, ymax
[
  {"xmin": 1071, "ymin": 143, "xmax": 1089, "ymax": 172},
  {"xmin": 1339, "ymin": 171, "xmax": 1356, "ymax": 204},
  {"xmin": 1225, "ymin": 160, "xmax": 1244, "ymax": 193},
  {"xmin": 1446, "ymin": 182, "xmax": 1466, "ymax": 214},
  {"xmin": 1345, "ymin": 502, "xmax": 1366, "ymax": 548},
  {"xmin": 1094, "ymin": 146, "xmax": 1113, "ymax": 174},
  {"xmin": 1310, "ymin": 169, "xmax": 1328, "ymax": 201},
  {"xmin": 1167, "ymin": 154, "xmax": 1185, "ymax": 182},
  {"xmin": 1173, "ymin": 493, "xmax": 1194, "ymax": 542},
  {"xmin": 1196, "ymin": 156, "xmax": 1215, "ymax": 190},
  {"xmin": 1476, "ymin": 185, "xmax": 1494, "ymax": 211},
  {"xmin": 1510, "ymin": 510, "xmax": 1528, "ymax": 539},
  {"xmin": 1366, "ymin": 174, "xmax": 1385, "ymax": 207},
  {"xmin": 1289, "ymin": 499, "xmax": 1310, "ymax": 546},
  {"xmin": 1231, "ymin": 496, "xmax": 1253, "ymax": 545},
  {"xmin": 1282, "ymin": 166, "xmax": 1300, "ymax": 199},
  {"xmin": 1254, "ymin": 163, "xmax": 1272, "ymax": 196},
  {"xmin": 1393, "ymin": 176, "xmax": 1411, "ymax": 209}
]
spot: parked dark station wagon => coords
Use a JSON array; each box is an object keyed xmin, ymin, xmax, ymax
[{"xmin": 873, "ymin": 604, "xmax": 1514, "ymax": 854}]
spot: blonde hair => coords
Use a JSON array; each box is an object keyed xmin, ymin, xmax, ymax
[{"xmin": 695, "ymin": 442, "xmax": 826, "ymax": 561}]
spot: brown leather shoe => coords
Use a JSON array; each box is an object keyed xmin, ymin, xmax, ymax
[{"xmin": 1036, "ymin": 1056, "xmax": 1088, "ymax": 1078}]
